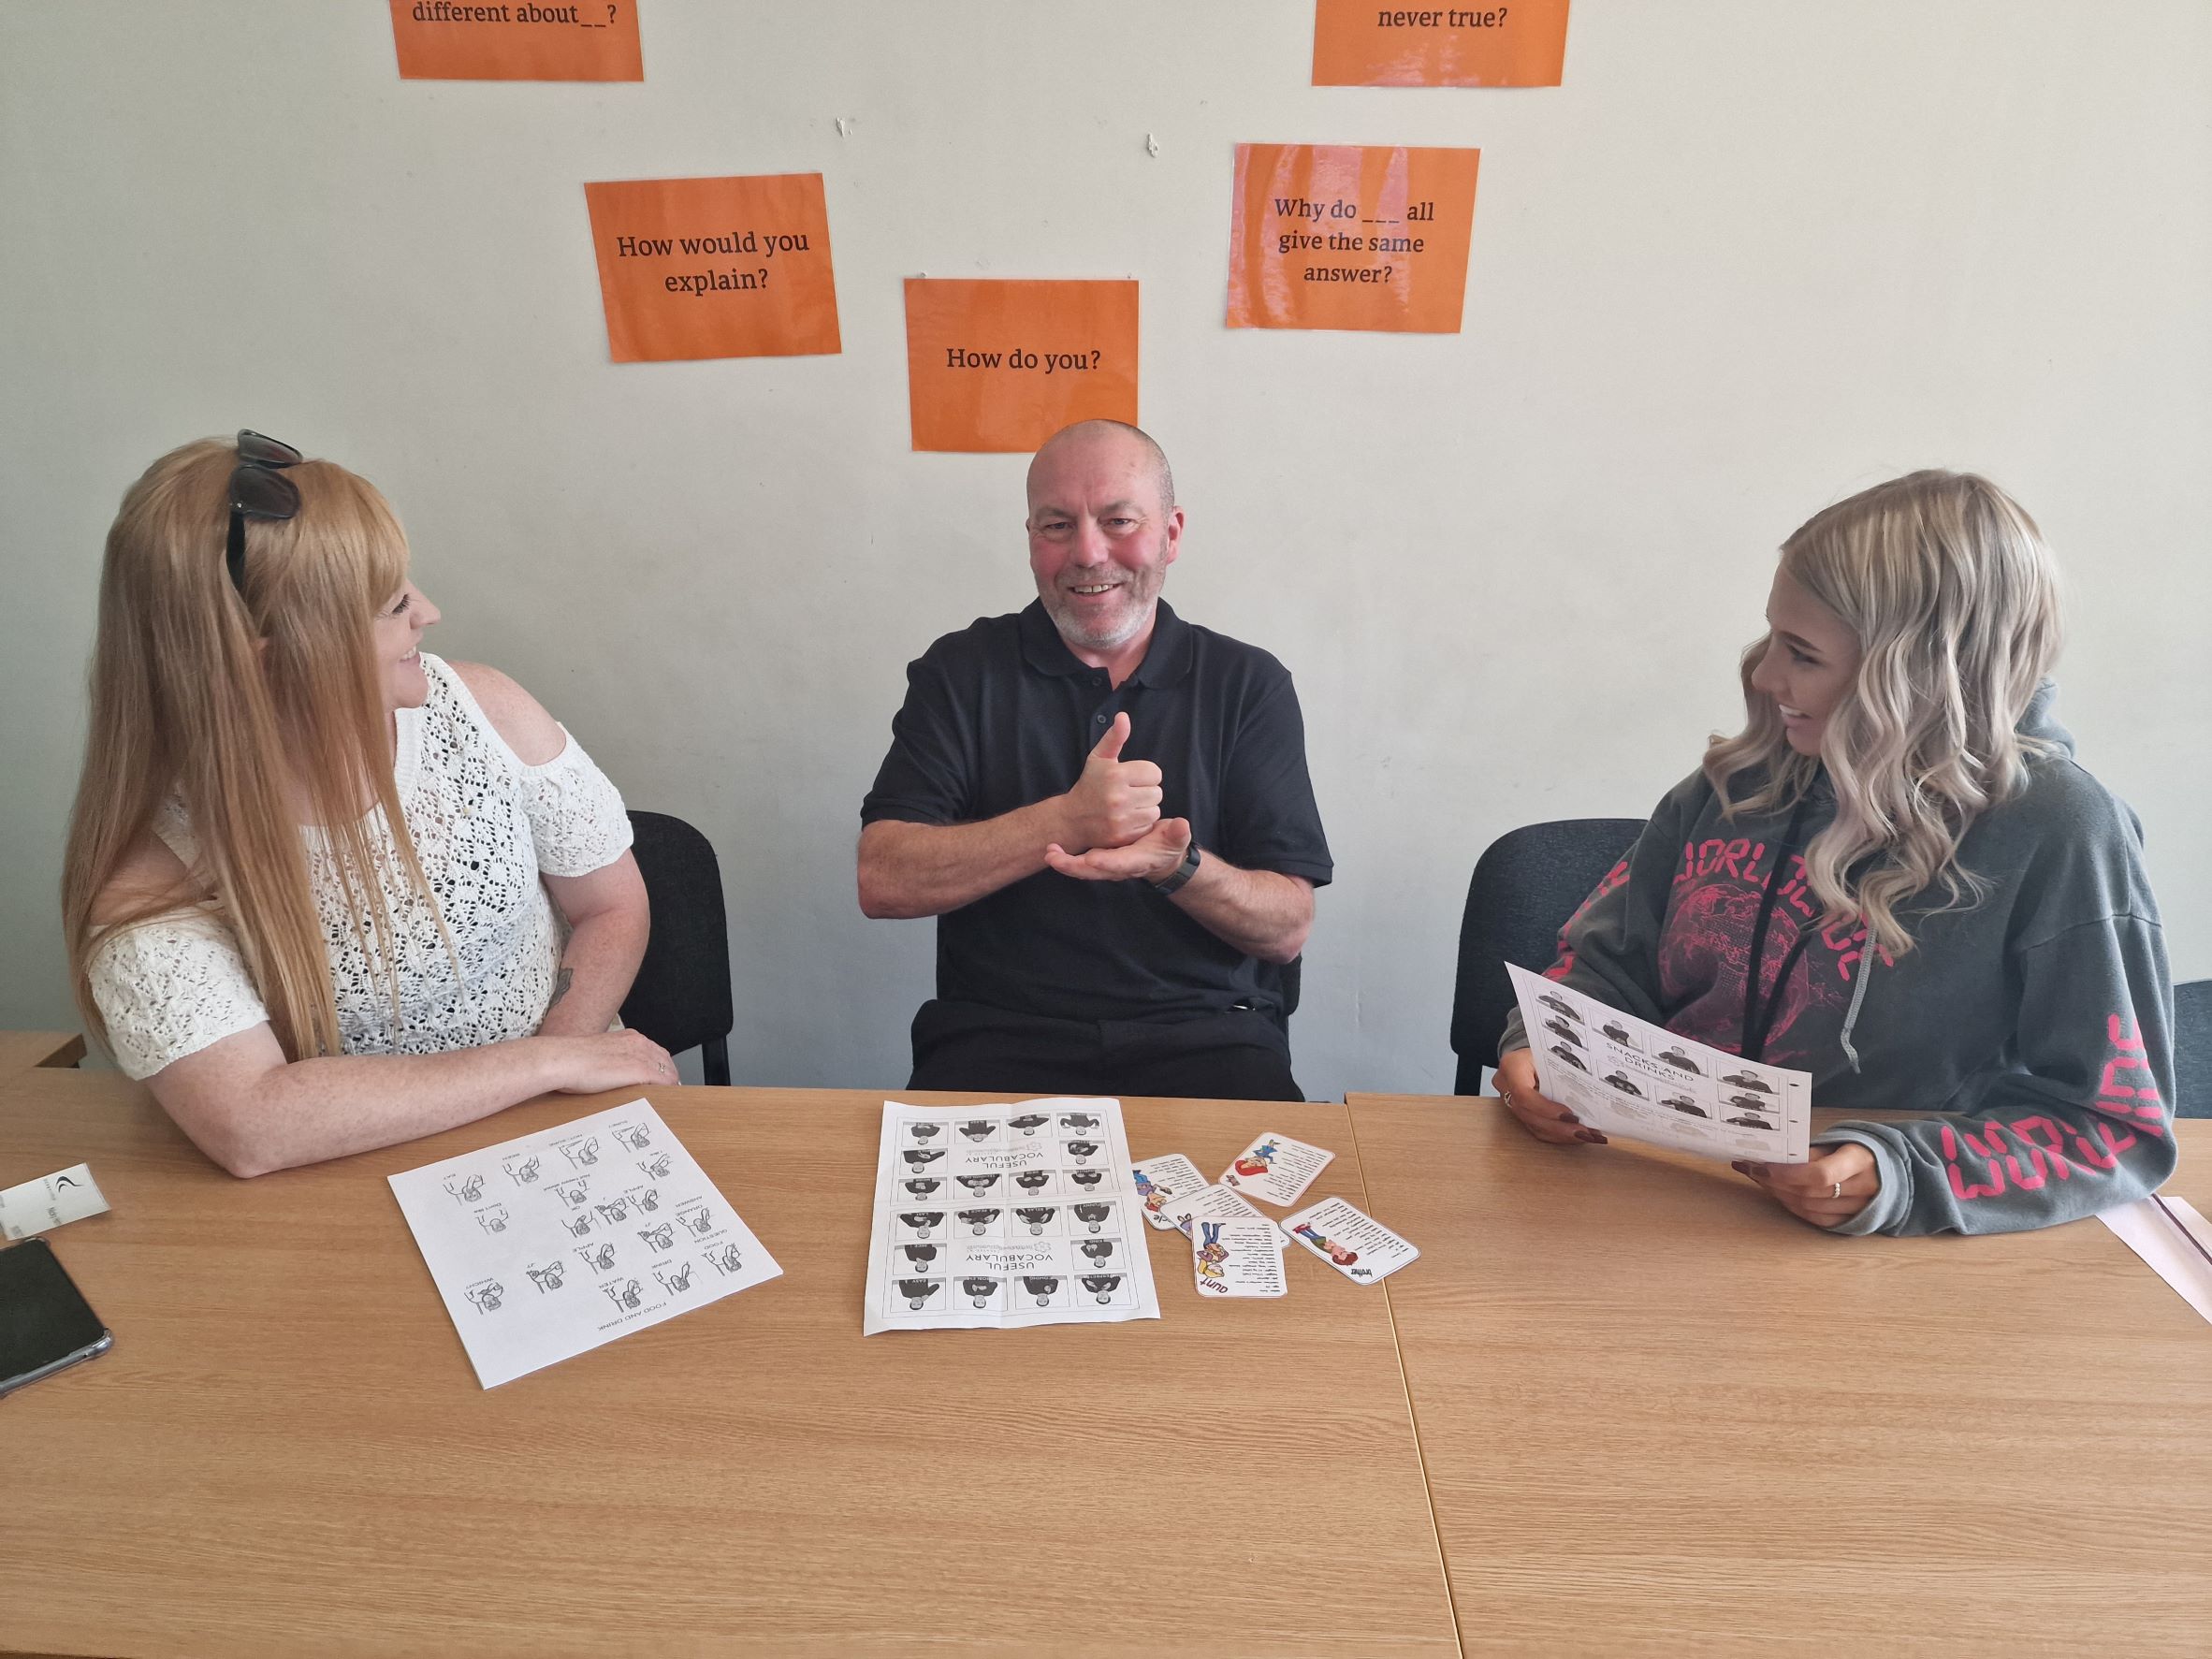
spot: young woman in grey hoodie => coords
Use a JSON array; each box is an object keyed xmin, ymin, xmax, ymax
[{"xmin": 1493, "ymin": 471, "xmax": 2175, "ymax": 1237}]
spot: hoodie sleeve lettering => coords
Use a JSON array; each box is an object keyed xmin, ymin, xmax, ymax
[{"xmin": 1819, "ymin": 911, "xmax": 2175, "ymax": 1237}]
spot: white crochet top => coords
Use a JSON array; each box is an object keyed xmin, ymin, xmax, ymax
[{"xmin": 88, "ymin": 653, "xmax": 633, "ymax": 1079}]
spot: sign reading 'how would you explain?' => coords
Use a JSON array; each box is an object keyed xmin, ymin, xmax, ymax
[
  {"xmin": 583, "ymin": 174, "xmax": 841, "ymax": 362},
  {"xmin": 390, "ymin": 0, "xmax": 643, "ymax": 80},
  {"xmin": 1226, "ymin": 144, "xmax": 1479, "ymax": 334}
]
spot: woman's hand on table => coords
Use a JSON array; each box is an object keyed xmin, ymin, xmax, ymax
[
  {"xmin": 1494, "ymin": 1048, "xmax": 1608, "ymax": 1145},
  {"xmin": 1734, "ymin": 1142, "xmax": 1879, "ymax": 1229},
  {"xmin": 548, "ymin": 1030, "xmax": 677, "ymax": 1095}
]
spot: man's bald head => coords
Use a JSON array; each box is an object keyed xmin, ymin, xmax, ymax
[{"xmin": 1027, "ymin": 420, "xmax": 1174, "ymax": 517}]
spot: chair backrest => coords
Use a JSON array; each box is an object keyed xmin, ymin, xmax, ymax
[
  {"xmin": 1450, "ymin": 817, "xmax": 1646, "ymax": 1094},
  {"xmin": 2174, "ymin": 978, "xmax": 2212, "ymax": 1119},
  {"xmin": 618, "ymin": 811, "xmax": 734, "ymax": 1067}
]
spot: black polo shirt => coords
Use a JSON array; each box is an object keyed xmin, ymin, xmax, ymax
[{"xmin": 861, "ymin": 600, "xmax": 1333, "ymax": 1025}]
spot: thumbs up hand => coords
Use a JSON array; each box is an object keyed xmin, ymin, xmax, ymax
[{"xmin": 1057, "ymin": 711, "xmax": 1163, "ymax": 852}]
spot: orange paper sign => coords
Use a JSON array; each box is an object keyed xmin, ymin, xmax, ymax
[
  {"xmin": 583, "ymin": 174, "xmax": 840, "ymax": 363},
  {"xmin": 1225, "ymin": 144, "xmax": 1479, "ymax": 334},
  {"xmin": 390, "ymin": 0, "xmax": 643, "ymax": 81},
  {"xmin": 904, "ymin": 279, "xmax": 1139, "ymax": 454},
  {"xmin": 1311, "ymin": 0, "xmax": 1570, "ymax": 87}
]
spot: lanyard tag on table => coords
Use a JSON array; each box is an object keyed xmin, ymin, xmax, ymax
[{"xmin": 0, "ymin": 1164, "xmax": 111, "ymax": 1241}]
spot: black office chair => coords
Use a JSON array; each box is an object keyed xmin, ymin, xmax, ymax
[
  {"xmin": 1449, "ymin": 818, "xmax": 1646, "ymax": 1095},
  {"xmin": 2174, "ymin": 978, "xmax": 2212, "ymax": 1119},
  {"xmin": 618, "ymin": 810, "xmax": 734, "ymax": 1086}
]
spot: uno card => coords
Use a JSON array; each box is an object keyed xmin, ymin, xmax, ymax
[
  {"xmin": 1280, "ymin": 1197, "xmax": 1419, "ymax": 1286},
  {"xmin": 1220, "ymin": 1132, "xmax": 1333, "ymax": 1207},
  {"xmin": 1190, "ymin": 1213, "xmax": 1288, "ymax": 1299},
  {"xmin": 1160, "ymin": 1183, "xmax": 1269, "ymax": 1238},
  {"xmin": 1130, "ymin": 1153, "xmax": 1209, "ymax": 1231}
]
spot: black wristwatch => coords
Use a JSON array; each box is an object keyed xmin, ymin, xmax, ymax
[{"xmin": 1151, "ymin": 838, "xmax": 1202, "ymax": 895}]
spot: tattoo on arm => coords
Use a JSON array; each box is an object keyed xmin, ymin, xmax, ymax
[{"xmin": 545, "ymin": 967, "xmax": 574, "ymax": 1013}]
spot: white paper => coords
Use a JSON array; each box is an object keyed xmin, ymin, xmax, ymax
[
  {"xmin": 388, "ymin": 1100, "xmax": 781, "ymax": 1388},
  {"xmin": 864, "ymin": 1099, "xmax": 1160, "ymax": 1333},
  {"xmin": 0, "ymin": 1163, "xmax": 109, "ymax": 1240},
  {"xmin": 2099, "ymin": 1196, "xmax": 2212, "ymax": 1327},
  {"xmin": 1507, "ymin": 963, "xmax": 1812, "ymax": 1163}
]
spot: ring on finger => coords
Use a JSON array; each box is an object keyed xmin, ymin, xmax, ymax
[{"xmin": 1829, "ymin": 1180, "xmax": 1842, "ymax": 1199}]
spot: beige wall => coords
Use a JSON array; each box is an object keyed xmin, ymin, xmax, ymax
[{"xmin": 4, "ymin": 1, "xmax": 2206, "ymax": 1096}]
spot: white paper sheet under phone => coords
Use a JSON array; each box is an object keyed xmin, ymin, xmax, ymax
[
  {"xmin": 0, "ymin": 1164, "xmax": 110, "ymax": 1240},
  {"xmin": 1506, "ymin": 963, "xmax": 1812, "ymax": 1163}
]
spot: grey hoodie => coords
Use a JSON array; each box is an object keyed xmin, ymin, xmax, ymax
[{"xmin": 1500, "ymin": 683, "xmax": 2175, "ymax": 1237}]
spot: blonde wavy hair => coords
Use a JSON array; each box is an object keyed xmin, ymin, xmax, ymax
[
  {"xmin": 1704, "ymin": 470, "xmax": 2063, "ymax": 959},
  {"xmin": 63, "ymin": 437, "xmax": 446, "ymax": 1062}
]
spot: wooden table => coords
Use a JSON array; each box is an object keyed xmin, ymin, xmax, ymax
[
  {"xmin": 1346, "ymin": 1092, "xmax": 2212, "ymax": 1658},
  {"xmin": 0, "ymin": 1070, "xmax": 1457, "ymax": 1659},
  {"xmin": 0, "ymin": 1029, "xmax": 84, "ymax": 1077}
]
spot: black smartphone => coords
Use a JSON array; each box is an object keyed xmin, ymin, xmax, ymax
[{"xmin": 0, "ymin": 1237, "xmax": 112, "ymax": 1400}]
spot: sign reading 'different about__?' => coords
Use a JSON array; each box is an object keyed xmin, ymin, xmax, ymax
[
  {"xmin": 1226, "ymin": 143, "xmax": 1479, "ymax": 333},
  {"xmin": 583, "ymin": 174, "xmax": 841, "ymax": 362},
  {"xmin": 903, "ymin": 279, "xmax": 1139, "ymax": 453},
  {"xmin": 390, "ymin": 0, "xmax": 644, "ymax": 80},
  {"xmin": 1310, "ymin": 0, "xmax": 1571, "ymax": 87}
]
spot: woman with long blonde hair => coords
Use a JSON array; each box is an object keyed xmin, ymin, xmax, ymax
[
  {"xmin": 64, "ymin": 432, "xmax": 671, "ymax": 1176},
  {"xmin": 1493, "ymin": 471, "xmax": 2175, "ymax": 1234}
]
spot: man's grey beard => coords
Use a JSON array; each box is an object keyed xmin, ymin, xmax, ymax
[{"xmin": 1043, "ymin": 591, "xmax": 1158, "ymax": 652}]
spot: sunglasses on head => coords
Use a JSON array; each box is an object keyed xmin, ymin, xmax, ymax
[{"xmin": 226, "ymin": 429, "xmax": 303, "ymax": 595}]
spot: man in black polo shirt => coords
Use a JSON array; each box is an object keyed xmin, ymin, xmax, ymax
[{"xmin": 857, "ymin": 419, "xmax": 1332, "ymax": 1101}]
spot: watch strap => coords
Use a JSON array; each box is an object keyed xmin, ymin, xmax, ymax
[{"xmin": 1151, "ymin": 839, "xmax": 1202, "ymax": 895}]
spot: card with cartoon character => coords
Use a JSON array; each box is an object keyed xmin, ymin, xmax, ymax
[
  {"xmin": 1219, "ymin": 1131, "xmax": 1334, "ymax": 1207},
  {"xmin": 1191, "ymin": 1214, "xmax": 1288, "ymax": 1298},
  {"xmin": 1280, "ymin": 1196, "xmax": 1419, "ymax": 1285},
  {"xmin": 1129, "ymin": 1152, "xmax": 1209, "ymax": 1230}
]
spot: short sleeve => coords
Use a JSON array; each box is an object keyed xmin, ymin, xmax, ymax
[
  {"xmin": 519, "ymin": 731, "xmax": 634, "ymax": 878},
  {"xmin": 88, "ymin": 910, "xmax": 270, "ymax": 1080},
  {"xmin": 860, "ymin": 650, "xmax": 974, "ymax": 827},
  {"xmin": 1215, "ymin": 673, "xmax": 1332, "ymax": 886}
]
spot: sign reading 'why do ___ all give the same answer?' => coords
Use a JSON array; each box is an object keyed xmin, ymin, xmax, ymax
[
  {"xmin": 904, "ymin": 279, "xmax": 1139, "ymax": 453},
  {"xmin": 390, "ymin": 0, "xmax": 643, "ymax": 80},
  {"xmin": 1311, "ymin": 0, "xmax": 1570, "ymax": 86},
  {"xmin": 584, "ymin": 174, "xmax": 840, "ymax": 362},
  {"xmin": 1226, "ymin": 144, "xmax": 1479, "ymax": 333}
]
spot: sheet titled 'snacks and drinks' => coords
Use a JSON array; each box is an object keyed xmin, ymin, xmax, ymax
[
  {"xmin": 1507, "ymin": 964, "xmax": 1812, "ymax": 1163},
  {"xmin": 389, "ymin": 1099, "xmax": 782, "ymax": 1388},
  {"xmin": 863, "ymin": 1099, "xmax": 1162, "ymax": 1334}
]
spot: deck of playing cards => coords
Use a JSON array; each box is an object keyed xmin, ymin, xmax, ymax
[
  {"xmin": 1219, "ymin": 1132, "xmax": 1332, "ymax": 1207},
  {"xmin": 1281, "ymin": 1197, "xmax": 1419, "ymax": 1285},
  {"xmin": 1190, "ymin": 1214, "xmax": 1288, "ymax": 1298}
]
